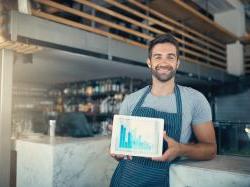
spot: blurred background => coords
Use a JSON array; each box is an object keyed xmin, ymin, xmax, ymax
[{"xmin": 1, "ymin": 0, "xmax": 250, "ymax": 186}]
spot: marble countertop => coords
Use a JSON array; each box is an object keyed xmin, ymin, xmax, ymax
[
  {"xmin": 13, "ymin": 134, "xmax": 110, "ymax": 148},
  {"xmin": 172, "ymin": 155, "xmax": 250, "ymax": 175},
  {"xmin": 15, "ymin": 133, "xmax": 116, "ymax": 187},
  {"xmin": 14, "ymin": 134, "xmax": 250, "ymax": 176}
]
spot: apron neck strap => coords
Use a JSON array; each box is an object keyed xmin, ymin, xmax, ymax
[{"xmin": 133, "ymin": 84, "xmax": 182, "ymax": 115}]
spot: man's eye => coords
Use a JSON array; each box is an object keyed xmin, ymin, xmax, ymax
[{"xmin": 168, "ymin": 56, "xmax": 176, "ymax": 61}]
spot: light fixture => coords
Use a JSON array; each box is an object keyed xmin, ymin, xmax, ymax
[{"xmin": 245, "ymin": 127, "xmax": 250, "ymax": 139}]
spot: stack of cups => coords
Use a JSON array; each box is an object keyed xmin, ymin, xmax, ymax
[{"xmin": 49, "ymin": 120, "xmax": 56, "ymax": 137}]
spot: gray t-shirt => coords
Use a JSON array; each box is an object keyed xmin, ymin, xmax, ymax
[{"xmin": 119, "ymin": 85, "xmax": 212, "ymax": 143}]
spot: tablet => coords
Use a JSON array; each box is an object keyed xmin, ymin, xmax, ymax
[{"xmin": 110, "ymin": 115, "xmax": 164, "ymax": 158}]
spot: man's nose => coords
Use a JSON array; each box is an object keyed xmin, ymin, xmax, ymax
[{"xmin": 161, "ymin": 58, "xmax": 171, "ymax": 64}]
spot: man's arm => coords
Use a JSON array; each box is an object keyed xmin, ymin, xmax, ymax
[
  {"xmin": 153, "ymin": 121, "xmax": 216, "ymax": 162},
  {"xmin": 179, "ymin": 121, "xmax": 217, "ymax": 160}
]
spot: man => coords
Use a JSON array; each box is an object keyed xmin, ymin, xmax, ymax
[{"xmin": 110, "ymin": 33, "xmax": 217, "ymax": 187}]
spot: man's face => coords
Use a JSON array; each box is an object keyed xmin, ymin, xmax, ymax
[{"xmin": 147, "ymin": 43, "xmax": 179, "ymax": 82}]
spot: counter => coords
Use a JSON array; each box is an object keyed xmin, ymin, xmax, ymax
[
  {"xmin": 16, "ymin": 135, "xmax": 250, "ymax": 187},
  {"xmin": 170, "ymin": 155, "xmax": 250, "ymax": 187},
  {"xmin": 16, "ymin": 135, "xmax": 117, "ymax": 187}
]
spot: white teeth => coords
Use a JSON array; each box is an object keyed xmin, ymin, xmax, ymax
[
  {"xmin": 156, "ymin": 66, "xmax": 172, "ymax": 71},
  {"xmin": 157, "ymin": 68, "xmax": 171, "ymax": 71}
]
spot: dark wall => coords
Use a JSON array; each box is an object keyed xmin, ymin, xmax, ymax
[{"xmin": 215, "ymin": 88, "xmax": 250, "ymax": 121}]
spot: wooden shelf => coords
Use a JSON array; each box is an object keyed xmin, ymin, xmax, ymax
[
  {"xmin": 0, "ymin": 36, "xmax": 42, "ymax": 54},
  {"xmin": 240, "ymin": 34, "xmax": 250, "ymax": 44},
  {"xmin": 148, "ymin": 0, "xmax": 237, "ymax": 44},
  {"xmin": 32, "ymin": 0, "xmax": 229, "ymax": 71},
  {"xmin": 62, "ymin": 91, "xmax": 123, "ymax": 100}
]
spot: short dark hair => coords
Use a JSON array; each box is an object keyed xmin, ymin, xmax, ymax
[{"xmin": 148, "ymin": 33, "xmax": 179, "ymax": 59}]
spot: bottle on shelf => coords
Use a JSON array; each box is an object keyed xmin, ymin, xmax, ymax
[
  {"xmin": 50, "ymin": 77, "xmax": 148, "ymax": 135},
  {"xmin": 85, "ymin": 81, "xmax": 94, "ymax": 96},
  {"xmin": 78, "ymin": 83, "xmax": 86, "ymax": 96}
]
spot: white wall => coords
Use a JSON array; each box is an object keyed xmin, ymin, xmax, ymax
[
  {"xmin": 226, "ymin": 41, "xmax": 244, "ymax": 76},
  {"xmin": 214, "ymin": 1, "xmax": 245, "ymax": 37},
  {"xmin": 214, "ymin": 1, "xmax": 245, "ymax": 76}
]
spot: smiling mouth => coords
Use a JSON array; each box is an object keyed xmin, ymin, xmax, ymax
[
  {"xmin": 156, "ymin": 66, "xmax": 173, "ymax": 73},
  {"xmin": 157, "ymin": 69, "xmax": 170, "ymax": 74}
]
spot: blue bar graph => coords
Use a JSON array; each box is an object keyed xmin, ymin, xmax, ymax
[
  {"xmin": 111, "ymin": 115, "xmax": 164, "ymax": 157},
  {"xmin": 118, "ymin": 124, "xmax": 152, "ymax": 151}
]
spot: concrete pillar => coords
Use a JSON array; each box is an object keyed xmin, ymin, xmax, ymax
[
  {"xmin": 227, "ymin": 41, "xmax": 244, "ymax": 76},
  {"xmin": 0, "ymin": 49, "xmax": 14, "ymax": 187},
  {"xmin": 214, "ymin": 1, "xmax": 245, "ymax": 76}
]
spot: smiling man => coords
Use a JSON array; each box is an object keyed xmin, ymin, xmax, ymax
[{"xmin": 110, "ymin": 33, "xmax": 217, "ymax": 187}]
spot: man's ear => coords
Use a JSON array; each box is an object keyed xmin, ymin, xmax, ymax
[
  {"xmin": 147, "ymin": 58, "xmax": 151, "ymax": 68},
  {"xmin": 176, "ymin": 59, "xmax": 180, "ymax": 69}
]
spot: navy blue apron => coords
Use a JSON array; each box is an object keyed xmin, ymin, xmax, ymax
[{"xmin": 110, "ymin": 85, "xmax": 182, "ymax": 187}]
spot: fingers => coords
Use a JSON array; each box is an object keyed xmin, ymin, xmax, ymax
[
  {"xmin": 127, "ymin": 155, "xmax": 133, "ymax": 160},
  {"xmin": 110, "ymin": 152, "xmax": 122, "ymax": 159},
  {"xmin": 110, "ymin": 153, "xmax": 124, "ymax": 158},
  {"xmin": 163, "ymin": 131, "xmax": 169, "ymax": 142},
  {"xmin": 152, "ymin": 156, "xmax": 164, "ymax": 161},
  {"xmin": 152, "ymin": 150, "xmax": 170, "ymax": 162},
  {"xmin": 110, "ymin": 153, "xmax": 124, "ymax": 161},
  {"xmin": 110, "ymin": 153, "xmax": 132, "ymax": 161},
  {"xmin": 152, "ymin": 156, "xmax": 167, "ymax": 161},
  {"xmin": 107, "ymin": 124, "xmax": 113, "ymax": 132}
]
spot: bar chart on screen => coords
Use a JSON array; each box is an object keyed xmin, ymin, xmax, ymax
[{"xmin": 111, "ymin": 115, "xmax": 164, "ymax": 157}]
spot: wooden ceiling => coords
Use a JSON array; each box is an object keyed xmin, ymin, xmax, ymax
[{"xmin": 148, "ymin": 0, "xmax": 237, "ymax": 44}]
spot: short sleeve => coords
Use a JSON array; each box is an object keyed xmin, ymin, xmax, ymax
[
  {"xmin": 119, "ymin": 95, "xmax": 131, "ymax": 115},
  {"xmin": 191, "ymin": 92, "xmax": 212, "ymax": 125},
  {"xmin": 118, "ymin": 86, "xmax": 148, "ymax": 116}
]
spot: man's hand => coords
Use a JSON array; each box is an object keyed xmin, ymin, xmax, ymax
[
  {"xmin": 110, "ymin": 153, "xmax": 132, "ymax": 161},
  {"xmin": 153, "ymin": 121, "xmax": 217, "ymax": 162},
  {"xmin": 107, "ymin": 124, "xmax": 113, "ymax": 132},
  {"xmin": 110, "ymin": 153, "xmax": 125, "ymax": 161},
  {"xmin": 152, "ymin": 132, "xmax": 181, "ymax": 162}
]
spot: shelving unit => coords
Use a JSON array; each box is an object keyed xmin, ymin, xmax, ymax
[
  {"xmin": 11, "ymin": 85, "xmax": 54, "ymax": 138},
  {"xmin": 48, "ymin": 77, "xmax": 148, "ymax": 134}
]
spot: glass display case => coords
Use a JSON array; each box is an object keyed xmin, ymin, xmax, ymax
[{"xmin": 214, "ymin": 121, "xmax": 250, "ymax": 156}]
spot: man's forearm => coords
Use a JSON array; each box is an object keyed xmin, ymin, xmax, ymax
[{"xmin": 179, "ymin": 142, "xmax": 217, "ymax": 160}]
